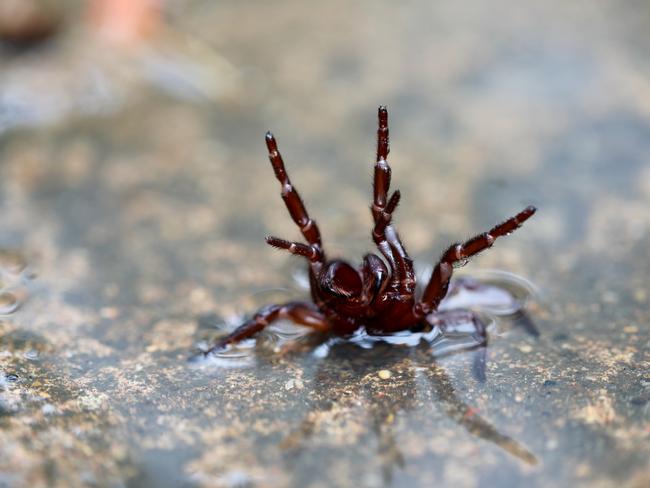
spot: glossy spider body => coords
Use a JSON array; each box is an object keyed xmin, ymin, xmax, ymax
[{"xmin": 205, "ymin": 107, "xmax": 535, "ymax": 356}]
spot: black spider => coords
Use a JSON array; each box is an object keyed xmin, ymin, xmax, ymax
[{"xmin": 204, "ymin": 106, "xmax": 536, "ymax": 360}]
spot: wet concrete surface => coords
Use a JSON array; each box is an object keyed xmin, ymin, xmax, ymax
[{"xmin": 0, "ymin": 0, "xmax": 649, "ymax": 487}]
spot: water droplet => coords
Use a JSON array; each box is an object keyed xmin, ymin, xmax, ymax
[
  {"xmin": 312, "ymin": 341, "xmax": 332, "ymax": 358},
  {"xmin": 42, "ymin": 404, "xmax": 57, "ymax": 415},
  {"xmin": 191, "ymin": 338, "xmax": 257, "ymax": 370},
  {"xmin": 265, "ymin": 320, "xmax": 311, "ymax": 345},
  {"xmin": 0, "ymin": 250, "xmax": 27, "ymax": 275},
  {"xmin": 24, "ymin": 349, "xmax": 39, "ymax": 361},
  {"xmin": 0, "ymin": 292, "xmax": 19, "ymax": 315},
  {"xmin": 215, "ymin": 471, "xmax": 255, "ymax": 488}
]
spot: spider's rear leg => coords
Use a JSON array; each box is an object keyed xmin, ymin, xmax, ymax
[
  {"xmin": 203, "ymin": 302, "xmax": 330, "ymax": 356},
  {"xmin": 266, "ymin": 132, "xmax": 324, "ymax": 258},
  {"xmin": 428, "ymin": 309, "xmax": 488, "ymax": 382},
  {"xmin": 371, "ymin": 106, "xmax": 415, "ymax": 294},
  {"xmin": 415, "ymin": 206, "xmax": 536, "ymax": 318}
]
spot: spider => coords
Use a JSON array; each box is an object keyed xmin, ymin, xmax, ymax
[{"xmin": 204, "ymin": 107, "xmax": 536, "ymax": 358}]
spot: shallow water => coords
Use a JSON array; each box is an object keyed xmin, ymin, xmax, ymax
[{"xmin": 1, "ymin": 0, "xmax": 649, "ymax": 487}]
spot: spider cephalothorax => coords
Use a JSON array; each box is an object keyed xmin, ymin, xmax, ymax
[{"xmin": 204, "ymin": 107, "xmax": 535, "ymax": 356}]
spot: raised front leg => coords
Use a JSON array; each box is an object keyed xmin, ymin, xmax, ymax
[
  {"xmin": 415, "ymin": 206, "xmax": 536, "ymax": 318},
  {"xmin": 204, "ymin": 302, "xmax": 330, "ymax": 355},
  {"xmin": 371, "ymin": 106, "xmax": 415, "ymax": 294},
  {"xmin": 265, "ymin": 132, "xmax": 324, "ymax": 260}
]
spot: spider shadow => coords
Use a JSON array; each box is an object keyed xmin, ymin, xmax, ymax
[
  {"xmin": 191, "ymin": 276, "xmax": 541, "ymax": 483},
  {"xmin": 510, "ymin": 310, "xmax": 540, "ymax": 338},
  {"xmin": 278, "ymin": 338, "xmax": 537, "ymax": 485}
]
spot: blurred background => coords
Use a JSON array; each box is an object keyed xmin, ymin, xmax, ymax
[{"xmin": 0, "ymin": 1, "xmax": 649, "ymax": 487}]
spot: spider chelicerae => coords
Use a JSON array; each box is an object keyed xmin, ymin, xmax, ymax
[{"xmin": 204, "ymin": 107, "xmax": 536, "ymax": 367}]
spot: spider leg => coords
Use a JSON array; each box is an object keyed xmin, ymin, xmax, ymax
[
  {"xmin": 372, "ymin": 190, "xmax": 412, "ymax": 288},
  {"xmin": 415, "ymin": 206, "xmax": 536, "ymax": 317},
  {"xmin": 266, "ymin": 236, "xmax": 323, "ymax": 262},
  {"xmin": 373, "ymin": 106, "xmax": 391, "ymax": 216},
  {"xmin": 266, "ymin": 132, "xmax": 324, "ymax": 258},
  {"xmin": 428, "ymin": 309, "xmax": 488, "ymax": 382},
  {"xmin": 371, "ymin": 106, "xmax": 415, "ymax": 294},
  {"xmin": 203, "ymin": 301, "xmax": 330, "ymax": 355}
]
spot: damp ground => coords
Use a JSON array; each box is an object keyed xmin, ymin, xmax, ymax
[{"xmin": 0, "ymin": 1, "xmax": 649, "ymax": 487}]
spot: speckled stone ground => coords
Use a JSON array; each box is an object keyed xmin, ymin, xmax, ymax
[{"xmin": 0, "ymin": 1, "xmax": 649, "ymax": 487}]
